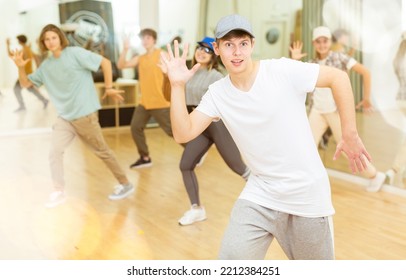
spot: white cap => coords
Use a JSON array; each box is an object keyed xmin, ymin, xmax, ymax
[{"xmin": 312, "ymin": 26, "xmax": 332, "ymax": 41}]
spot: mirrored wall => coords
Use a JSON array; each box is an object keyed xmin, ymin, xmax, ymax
[{"xmin": 305, "ymin": 0, "xmax": 406, "ymax": 189}]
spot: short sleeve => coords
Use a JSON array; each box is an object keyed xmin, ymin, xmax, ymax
[
  {"xmin": 346, "ymin": 57, "xmax": 357, "ymax": 70},
  {"xmin": 72, "ymin": 47, "xmax": 103, "ymax": 72},
  {"xmin": 280, "ymin": 58, "xmax": 320, "ymax": 93},
  {"xmin": 195, "ymin": 89, "xmax": 220, "ymax": 119},
  {"xmin": 334, "ymin": 52, "xmax": 356, "ymax": 70},
  {"xmin": 28, "ymin": 67, "xmax": 44, "ymax": 88}
]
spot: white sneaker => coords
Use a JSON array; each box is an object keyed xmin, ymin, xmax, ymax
[
  {"xmin": 366, "ymin": 172, "xmax": 386, "ymax": 192},
  {"xmin": 108, "ymin": 183, "xmax": 135, "ymax": 200},
  {"xmin": 45, "ymin": 191, "xmax": 66, "ymax": 208},
  {"xmin": 178, "ymin": 205, "xmax": 207, "ymax": 226},
  {"xmin": 386, "ymin": 169, "xmax": 395, "ymax": 185}
]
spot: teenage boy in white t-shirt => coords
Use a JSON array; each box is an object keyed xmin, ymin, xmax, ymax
[{"xmin": 161, "ymin": 14, "xmax": 372, "ymax": 259}]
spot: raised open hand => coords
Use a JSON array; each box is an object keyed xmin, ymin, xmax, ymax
[
  {"xmin": 160, "ymin": 40, "xmax": 200, "ymax": 87},
  {"xmin": 289, "ymin": 41, "xmax": 308, "ymax": 60},
  {"xmin": 10, "ymin": 50, "xmax": 30, "ymax": 68},
  {"xmin": 122, "ymin": 36, "xmax": 131, "ymax": 51}
]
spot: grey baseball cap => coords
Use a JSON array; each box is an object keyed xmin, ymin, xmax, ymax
[{"xmin": 214, "ymin": 14, "xmax": 255, "ymax": 39}]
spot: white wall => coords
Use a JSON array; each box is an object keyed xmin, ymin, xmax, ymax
[
  {"xmin": 158, "ymin": 0, "xmax": 200, "ymax": 58},
  {"xmin": 0, "ymin": 0, "xmax": 21, "ymax": 88},
  {"xmin": 112, "ymin": 0, "xmax": 140, "ymax": 79},
  {"xmin": 20, "ymin": 3, "xmax": 60, "ymax": 54}
]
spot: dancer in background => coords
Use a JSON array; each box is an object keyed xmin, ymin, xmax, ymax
[
  {"xmin": 117, "ymin": 28, "xmax": 173, "ymax": 169},
  {"xmin": 6, "ymin": 35, "xmax": 48, "ymax": 112},
  {"xmin": 10, "ymin": 24, "xmax": 134, "ymax": 207}
]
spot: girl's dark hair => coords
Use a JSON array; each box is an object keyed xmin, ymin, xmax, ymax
[
  {"xmin": 38, "ymin": 24, "xmax": 69, "ymax": 52},
  {"xmin": 191, "ymin": 45, "xmax": 219, "ymax": 71}
]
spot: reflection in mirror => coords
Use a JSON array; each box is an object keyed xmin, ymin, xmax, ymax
[
  {"xmin": 0, "ymin": 0, "xmax": 139, "ymax": 135},
  {"xmin": 308, "ymin": 0, "xmax": 406, "ymax": 190},
  {"xmin": 0, "ymin": 0, "xmax": 59, "ymax": 134}
]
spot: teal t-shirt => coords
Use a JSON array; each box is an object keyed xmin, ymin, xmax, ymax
[{"xmin": 29, "ymin": 46, "xmax": 102, "ymax": 121}]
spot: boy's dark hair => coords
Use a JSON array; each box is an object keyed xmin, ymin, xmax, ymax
[
  {"xmin": 216, "ymin": 30, "xmax": 254, "ymax": 43},
  {"xmin": 172, "ymin": 36, "xmax": 182, "ymax": 44},
  {"xmin": 139, "ymin": 28, "xmax": 157, "ymax": 41},
  {"xmin": 16, "ymin": 35, "xmax": 27, "ymax": 44},
  {"xmin": 38, "ymin": 24, "xmax": 70, "ymax": 52}
]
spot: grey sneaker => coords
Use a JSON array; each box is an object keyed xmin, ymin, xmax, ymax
[
  {"xmin": 14, "ymin": 106, "xmax": 26, "ymax": 113},
  {"xmin": 108, "ymin": 183, "xmax": 135, "ymax": 200},
  {"xmin": 45, "ymin": 190, "xmax": 66, "ymax": 208}
]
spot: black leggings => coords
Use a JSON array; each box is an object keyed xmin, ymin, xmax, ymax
[{"xmin": 179, "ymin": 119, "xmax": 248, "ymax": 206}]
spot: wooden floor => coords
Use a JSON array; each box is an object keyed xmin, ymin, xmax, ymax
[{"xmin": 1, "ymin": 128, "xmax": 406, "ymax": 260}]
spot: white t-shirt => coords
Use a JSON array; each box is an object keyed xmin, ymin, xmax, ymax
[
  {"xmin": 197, "ymin": 58, "xmax": 334, "ymax": 217},
  {"xmin": 312, "ymin": 52, "xmax": 357, "ymax": 113}
]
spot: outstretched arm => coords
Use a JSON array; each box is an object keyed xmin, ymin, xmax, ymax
[
  {"xmin": 10, "ymin": 50, "xmax": 33, "ymax": 88},
  {"xmin": 117, "ymin": 37, "xmax": 139, "ymax": 69},
  {"xmin": 317, "ymin": 65, "xmax": 371, "ymax": 173},
  {"xmin": 161, "ymin": 40, "xmax": 213, "ymax": 143},
  {"xmin": 6, "ymin": 38, "xmax": 13, "ymax": 56}
]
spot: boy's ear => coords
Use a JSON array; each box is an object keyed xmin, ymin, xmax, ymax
[{"xmin": 212, "ymin": 41, "xmax": 220, "ymax": 56}]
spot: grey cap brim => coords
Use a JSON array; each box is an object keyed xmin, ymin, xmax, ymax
[{"xmin": 216, "ymin": 28, "xmax": 255, "ymax": 39}]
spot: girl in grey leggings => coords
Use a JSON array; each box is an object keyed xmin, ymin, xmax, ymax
[{"xmin": 176, "ymin": 37, "xmax": 249, "ymax": 226}]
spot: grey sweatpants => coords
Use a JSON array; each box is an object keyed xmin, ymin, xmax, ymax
[{"xmin": 219, "ymin": 199, "xmax": 334, "ymax": 260}]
